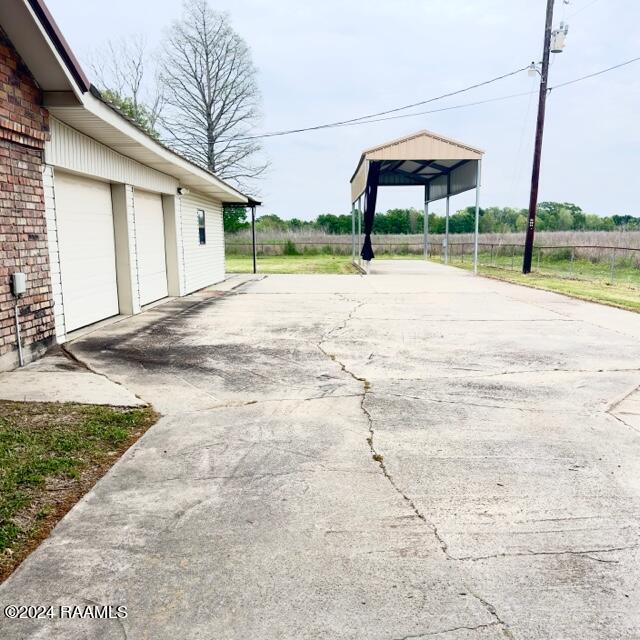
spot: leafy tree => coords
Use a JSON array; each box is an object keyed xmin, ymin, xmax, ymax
[
  {"xmin": 316, "ymin": 214, "xmax": 352, "ymax": 234},
  {"xmin": 427, "ymin": 212, "xmax": 445, "ymax": 234},
  {"xmin": 101, "ymin": 89, "xmax": 160, "ymax": 139},
  {"xmin": 612, "ymin": 214, "xmax": 640, "ymax": 230},
  {"xmin": 256, "ymin": 214, "xmax": 288, "ymax": 232},
  {"xmin": 223, "ymin": 206, "xmax": 248, "ymax": 233},
  {"xmin": 225, "ymin": 203, "xmax": 639, "ymax": 236}
]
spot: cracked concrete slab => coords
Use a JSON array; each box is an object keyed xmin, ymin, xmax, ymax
[
  {"xmin": 1, "ymin": 260, "xmax": 639, "ymax": 639},
  {"xmin": 0, "ymin": 350, "xmax": 146, "ymax": 406}
]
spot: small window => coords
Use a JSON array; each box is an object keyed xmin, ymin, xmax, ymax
[{"xmin": 197, "ymin": 209, "xmax": 206, "ymax": 244}]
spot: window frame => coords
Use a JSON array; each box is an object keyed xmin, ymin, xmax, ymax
[{"xmin": 197, "ymin": 209, "xmax": 206, "ymax": 245}]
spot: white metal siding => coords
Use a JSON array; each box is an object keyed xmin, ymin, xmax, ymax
[
  {"xmin": 180, "ymin": 192, "xmax": 225, "ymax": 293},
  {"xmin": 55, "ymin": 171, "xmax": 119, "ymax": 331},
  {"xmin": 46, "ymin": 117, "xmax": 178, "ymax": 194},
  {"xmin": 134, "ymin": 189, "xmax": 168, "ymax": 305},
  {"xmin": 42, "ymin": 165, "xmax": 66, "ymax": 342}
]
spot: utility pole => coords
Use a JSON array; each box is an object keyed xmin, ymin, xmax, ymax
[{"xmin": 522, "ymin": 0, "xmax": 555, "ymax": 274}]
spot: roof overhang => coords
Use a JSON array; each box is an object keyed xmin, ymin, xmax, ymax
[
  {"xmin": 0, "ymin": 0, "xmax": 87, "ymax": 97},
  {"xmin": 222, "ymin": 198, "xmax": 262, "ymax": 207},
  {"xmin": 45, "ymin": 91, "xmax": 248, "ymax": 203}
]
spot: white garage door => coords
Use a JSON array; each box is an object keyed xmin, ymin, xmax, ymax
[
  {"xmin": 135, "ymin": 190, "xmax": 168, "ymax": 305},
  {"xmin": 55, "ymin": 172, "xmax": 119, "ymax": 332}
]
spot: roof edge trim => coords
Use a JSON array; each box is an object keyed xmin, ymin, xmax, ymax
[{"xmin": 26, "ymin": 0, "xmax": 90, "ymax": 93}]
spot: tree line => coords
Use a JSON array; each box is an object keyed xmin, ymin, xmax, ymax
[{"xmin": 224, "ymin": 202, "xmax": 640, "ymax": 234}]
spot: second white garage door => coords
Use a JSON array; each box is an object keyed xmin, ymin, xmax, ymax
[
  {"xmin": 135, "ymin": 190, "xmax": 169, "ymax": 306},
  {"xmin": 55, "ymin": 171, "xmax": 119, "ymax": 332}
]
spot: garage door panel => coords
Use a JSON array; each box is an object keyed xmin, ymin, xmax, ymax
[
  {"xmin": 135, "ymin": 190, "xmax": 168, "ymax": 306},
  {"xmin": 55, "ymin": 172, "xmax": 119, "ymax": 332}
]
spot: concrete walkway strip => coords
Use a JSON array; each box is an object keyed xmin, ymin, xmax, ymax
[{"xmin": 0, "ymin": 353, "xmax": 146, "ymax": 407}]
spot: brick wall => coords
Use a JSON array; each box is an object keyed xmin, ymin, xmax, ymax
[{"xmin": 0, "ymin": 27, "xmax": 54, "ymax": 369}]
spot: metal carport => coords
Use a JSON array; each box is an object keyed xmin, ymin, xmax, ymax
[{"xmin": 350, "ymin": 130, "xmax": 484, "ymax": 273}]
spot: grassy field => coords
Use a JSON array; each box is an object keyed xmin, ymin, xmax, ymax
[
  {"xmin": 477, "ymin": 267, "xmax": 640, "ymax": 312},
  {"xmin": 441, "ymin": 249, "xmax": 640, "ymax": 285},
  {"xmin": 432, "ymin": 251, "xmax": 640, "ymax": 312},
  {"xmin": 226, "ymin": 254, "xmax": 359, "ymax": 274},
  {"xmin": 0, "ymin": 402, "xmax": 157, "ymax": 581},
  {"xmin": 226, "ymin": 254, "xmax": 640, "ymax": 312}
]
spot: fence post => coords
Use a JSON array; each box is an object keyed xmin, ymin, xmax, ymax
[
  {"xmin": 490, "ymin": 244, "xmax": 493, "ymax": 267},
  {"xmin": 610, "ymin": 248, "xmax": 616, "ymax": 283},
  {"xmin": 537, "ymin": 248, "xmax": 541, "ymax": 271},
  {"xmin": 511, "ymin": 245, "xmax": 515, "ymax": 270},
  {"xmin": 570, "ymin": 247, "xmax": 574, "ymax": 276}
]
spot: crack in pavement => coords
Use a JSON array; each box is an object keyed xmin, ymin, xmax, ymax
[
  {"xmin": 466, "ymin": 590, "xmax": 515, "ymax": 639},
  {"xmin": 606, "ymin": 411, "xmax": 640, "ymax": 434},
  {"xmin": 453, "ymin": 544, "xmax": 637, "ymax": 563},
  {"xmin": 178, "ymin": 393, "xmax": 364, "ymax": 414},
  {"xmin": 391, "ymin": 621, "xmax": 501, "ymax": 639},
  {"xmin": 316, "ymin": 296, "xmax": 515, "ymax": 639},
  {"xmin": 60, "ymin": 344, "xmax": 149, "ymax": 406},
  {"xmin": 607, "ymin": 383, "xmax": 640, "ymax": 413},
  {"xmin": 456, "ymin": 366, "xmax": 640, "ymax": 380},
  {"xmin": 606, "ymin": 384, "xmax": 640, "ymax": 434}
]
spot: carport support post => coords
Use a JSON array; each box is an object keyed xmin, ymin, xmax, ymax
[
  {"xmin": 250, "ymin": 205, "xmax": 257, "ymax": 274},
  {"xmin": 358, "ymin": 195, "xmax": 362, "ymax": 268},
  {"xmin": 351, "ymin": 201, "xmax": 356, "ymax": 263},
  {"xmin": 423, "ymin": 185, "xmax": 429, "ymax": 259},
  {"xmin": 473, "ymin": 160, "xmax": 482, "ymax": 275},
  {"xmin": 445, "ymin": 192, "xmax": 450, "ymax": 265}
]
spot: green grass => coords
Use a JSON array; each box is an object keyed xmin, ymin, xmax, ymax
[
  {"xmin": 478, "ymin": 268, "xmax": 640, "ymax": 312},
  {"xmin": 227, "ymin": 252, "xmax": 639, "ymax": 313},
  {"xmin": 434, "ymin": 253, "xmax": 640, "ymax": 313},
  {"xmin": 0, "ymin": 401, "xmax": 156, "ymax": 580},
  {"xmin": 226, "ymin": 254, "xmax": 359, "ymax": 274},
  {"xmin": 459, "ymin": 250, "xmax": 640, "ymax": 286}
]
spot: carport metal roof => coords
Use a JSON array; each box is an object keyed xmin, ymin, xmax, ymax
[{"xmin": 350, "ymin": 130, "xmax": 484, "ymax": 204}]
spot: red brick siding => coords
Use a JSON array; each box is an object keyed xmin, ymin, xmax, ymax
[{"xmin": 0, "ymin": 27, "xmax": 54, "ymax": 364}]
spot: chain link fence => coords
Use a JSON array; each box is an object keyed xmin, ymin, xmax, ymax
[{"xmin": 430, "ymin": 242, "xmax": 640, "ymax": 286}]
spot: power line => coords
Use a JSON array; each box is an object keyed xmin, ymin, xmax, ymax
[
  {"xmin": 285, "ymin": 90, "xmax": 537, "ymax": 129},
  {"xmin": 220, "ymin": 55, "xmax": 639, "ymax": 142},
  {"xmin": 567, "ymin": 0, "xmax": 604, "ymax": 18},
  {"xmin": 550, "ymin": 55, "xmax": 640, "ymax": 89},
  {"xmin": 164, "ymin": 91, "xmax": 537, "ymax": 157},
  {"xmin": 162, "ymin": 65, "xmax": 529, "ymax": 145},
  {"xmin": 162, "ymin": 53, "xmax": 640, "ymax": 156}
]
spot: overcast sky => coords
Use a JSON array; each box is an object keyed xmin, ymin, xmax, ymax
[{"xmin": 48, "ymin": 0, "xmax": 638, "ymax": 219}]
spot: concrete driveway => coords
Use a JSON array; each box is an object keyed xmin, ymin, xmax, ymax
[{"xmin": 2, "ymin": 261, "xmax": 640, "ymax": 639}]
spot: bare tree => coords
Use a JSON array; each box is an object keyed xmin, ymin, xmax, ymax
[
  {"xmin": 89, "ymin": 37, "xmax": 164, "ymax": 132},
  {"xmin": 159, "ymin": 0, "xmax": 267, "ymax": 188}
]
